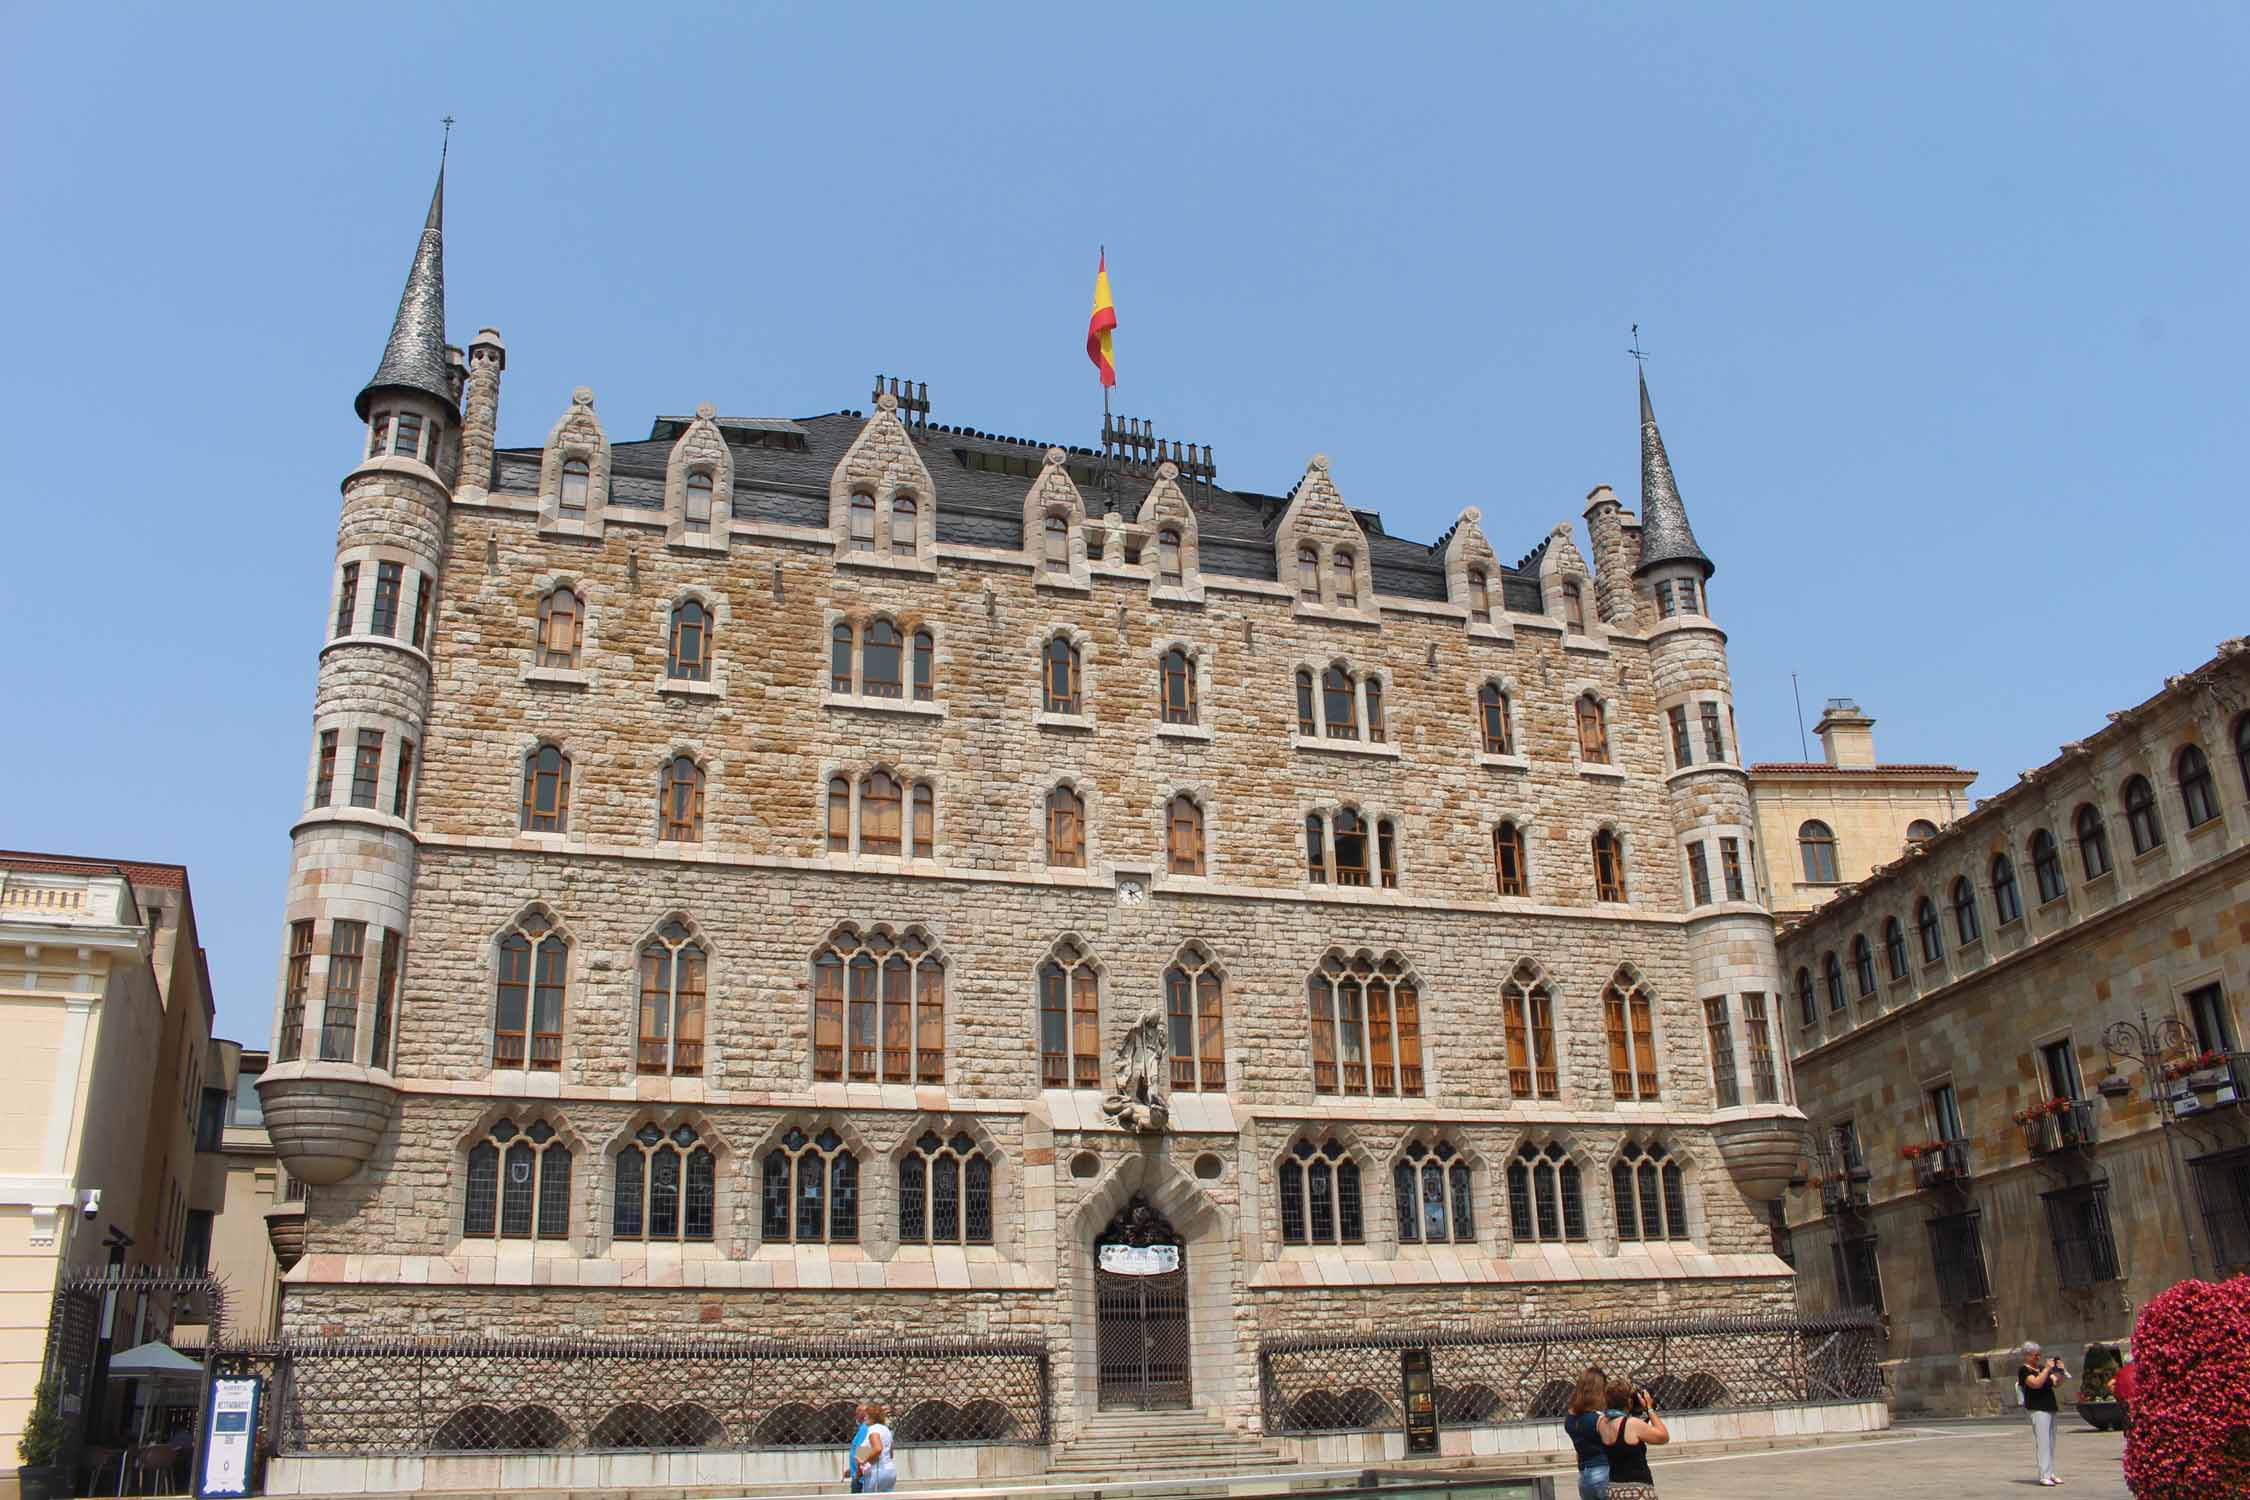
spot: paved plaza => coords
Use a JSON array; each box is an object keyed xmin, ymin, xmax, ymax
[{"xmin": 1602, "ymin": 1418, "xmax": 2128, "ymax": 1500}]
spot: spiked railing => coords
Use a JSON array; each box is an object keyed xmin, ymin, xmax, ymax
[
  {"xmin": 1260, "ymin": 1313, "xmax": 1883, "ymax": 1435},
  {"xmin": 209, "ymin": 1335, "xmax": 1048, "ymax": 1456}
]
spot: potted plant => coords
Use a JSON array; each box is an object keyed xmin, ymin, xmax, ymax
[
  {"xmin": 2076, "ymin": 1342, "xmax": 2124, "ymax": 1431},
  {"xmin": 17, "ymin": 1379, "xmax": 63, "ymax": 1500}
]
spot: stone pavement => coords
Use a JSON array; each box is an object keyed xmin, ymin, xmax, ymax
[{"xmin": 1613, "ymin": 1418, "xmax": 2127, "ymax": 1500}]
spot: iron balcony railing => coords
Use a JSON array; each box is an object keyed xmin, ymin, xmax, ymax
[
  {"xmin": 1913, "ymin": 1139, "xmax": 1973, "ymax": 1191},
  {"xmin": 2021, "ymin": 1099, "xmax": 2099, "ymax": 1157}
]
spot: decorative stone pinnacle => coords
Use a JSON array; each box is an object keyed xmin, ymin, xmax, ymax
[
  {"xmin": 695, "ymin": 402, "xmax": 716, "ymax": 421},
  {"xmin": 877, "ymin": 392, "xmax": 899, "ymax": 413},
  {"xmin": 571, "ymin": 386, "xmax": 594, "ymax": 408},
  {"xmin": 1157, "ymin": 461, "xmax": 1179, "ymax": 481},
  {"xmin": 1310, "ymin": 453, "xmax": 1329, "ymax": 471},
  {"xmin": 1460, "ymin": 506, "xmax": 1481, "ymax": 524},
  {"xmin": 1044, "ymin": 446, "xmax": 1065, "ymax": 464}
]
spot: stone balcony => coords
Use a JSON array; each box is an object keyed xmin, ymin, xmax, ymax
[
  {"xmin": 264, "ymin": 1200, "xmax": 307, "ymax": 1273},
  {"xmin": 1708, "ymin": 1109, "xmax": 1809, "ymax": 1202},
  {"xmin": 257, "ymin": 1060, "xmax": 398, "ymax": 1185}
]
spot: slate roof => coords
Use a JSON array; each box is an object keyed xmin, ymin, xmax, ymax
[
  {"xmin": 356, "ymin": 166, "xmax": 452, "ymax": 420},
  {"xmin": 1635, "ymin": 372, "xmax": 1713, "ymax": 579},
  {"xmin": 490, "ymin": 412, "xmax": 1547, "ymax": 611},
  {"xmin": 1748, "ymin": 763, "xmax": 1977, "ymax": 778}
]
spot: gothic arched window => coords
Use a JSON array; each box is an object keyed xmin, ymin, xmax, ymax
[
  {"xmin": 1478, "ymin": 683, "xmax": 1513, "ymax": 755},
  {"xmin": 1394, "ymin": 1140, "xmax": 1473, "ymax": 1246},
  {"xmin": 1576, "ymin": 694, "xmax": 1610, "ymax": 764},
  {"xmin": 1467, "ymin": 568, "xmax": 1490, "ymax": 622},
  {"xmin": 899, "ymin": 1130, "xmax": 992, "ymax": 1246},
  {"xmin": 535, "ymin": 587, "xmax": 582, "ymax": 669},
  {"xmin": 1296, "ymin": 546, "xmax": 1320, "ymax": 603},
  {"xmin": 1278, "ymin": 1138, "xmax": 1362, "ymax": 1245},
  {"xmin": 912, "ymin": 628, "xmax": 934, "ymax": 702},
  {"xmin": 760, "ymin": 1127, "xmax": 857, "ymax": 1244},
  {"xmin": 521, "ymin": 745, "xmax": 571, "ymax": 833},
  {"xmin": 848, "ymin": 493, "xmax": 876, "ymax": 552},
  {"xmin": 614, "ymin": 1123, "xmax": 714, "ymax": 1242},
  {"xmin": 1561, "ymin": 580, "xmax": 1585, "ymax": 633},
  {"xmin": 860, "ymin": 769, "xmax": 903, "ymax": 856},
  {"xmin": 1507, "ymin": 1141, "xmax": 1584, "ymax": 1244},
  {"xmin": 1037, "ymin": 938, "xmax": 1101, "ymax": 1089},
  {"xmin": 1332, "ymin": 547, "xmax": 1358, "ymax": 610},
  {"xmin": 1166, "ymin": 794, "xmax": 1204, "ymax": 876},
  {"xmin": 811, "ymin": 925, "xmax": 944, "ymax": 1085},
  {"xmin": 1155, "ymin": 526, "xmax": 1183, "ymax": 587},
  {"xmin": 559, "ymin": 458, "xmax": 590, "ymax": 515},
  {"xmin": 494, "ymin": 911, "xmax": 567, "ymax": 1070},
  {"xmin": 1612, "ymin": 1140, "xmax": 1688, "ymax": 1243},
  {"xmin": 1043, "ymin": 513, "xmax": 1071, "ymax": 572},
  {"xmin": 1164, "ymin": 944, "xmax": 1225, "ymax": 1092},
  {"xmin": 1160, "ymin": 648, "xmax": 1197, "ymax": 726},
  {"xmin": 1603, "ymin": 970, "xmax": 1661, "ymax": 1100},
  {"xmin": 465, "ymin": 1117, "xmax": 571, "ymax": 1241},
  {"xmin": 658, "ymin": 755, "xmax": 703, "ymax": 843},
  {"xmin": 1493, "ymin": 821, "xmax": 1527, "ymax": 897},
  {"xmin": 862, "ymin": 619, "xmax": 903, "ymax": 699},
  {"xmin": 1592, "ymin": 829, "xmax": 1627, "ymax": 902},
  {"xmin": 637, "ymin": 921, "xmax": 706, "ymax": 1076},
  {"xmin": 1043, "ymin": 636, "xmax": 1082, "ymax": 715},
  {"xmin": 684, "ymin": 471, "xmax": 714, "ymax": 534},
  {"xmin": 1307, "ymin": 950, "xmax": 1423, "ymax": 1098},
  {"xmin": 889, "ymin": 493, "xmax": 917, "ymax": 555},
  {"xmin": 1047, "ymin": 785, "xmax": 1086, "ymax": 868},
  {"xmin": 1502, "ymin": 961, "xmax": 1558, "ymax": 1100}
]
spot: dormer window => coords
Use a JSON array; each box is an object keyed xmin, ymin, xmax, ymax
[
  {"xmin": 1562, "ymin": 581, "xmax": 1585, "ymax": 633},
  {"xmin": 1297, "ymin": 546, "xmax": 1320, "ymax": 603},
  {"xmin": 1468, "ymin": 568, "xmax": 1489, "ymax": 620},
  {"xmin": 1036, "ymin": 514, "xmax": 1067, "ymax": 573},
  {"xmin": 1333, "ymin": 548, "xmax": 1358, "ymax": 609},
  {"xmin": 890, "ymin": 495, "xmax": 917, "ymax": 556},
  {"xmin": 849, "ymin": 494, "xmax": 877, "ymax": 552},
  {"xmin": 559, "ymin": 458, "xmax": 590, "ymax": 517},
  {"xmin": 684, "ymin": 471, "xmax": 713, "ymax": 534},
  {"xmin": 1156, "ymin": 527, "xmax": 1183, "ymax": 587}
]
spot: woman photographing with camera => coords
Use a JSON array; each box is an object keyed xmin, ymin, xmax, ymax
[
  {"xmin": 1595, "ymin": 1377, "xmax": 1670, "ymax": 1500},
  {"xmin": 2017, "ymin": 1341, "xmax": 2068, "ymax": 1486}
]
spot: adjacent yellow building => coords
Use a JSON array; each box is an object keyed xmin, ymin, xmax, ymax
[{"xmin": 1750, "ymin": 699, "xmax": 1977, "ymax": 925}]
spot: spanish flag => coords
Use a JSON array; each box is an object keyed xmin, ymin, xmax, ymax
[{"xmin": 1086, "ymin": 250, "xmax": 1117, "ymax": 388}]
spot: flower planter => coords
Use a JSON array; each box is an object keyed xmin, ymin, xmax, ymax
[
  {"xmin": 2076, "ymin": 1397, "xmax": 2127, "ymax": 1432},
  {"xmin": 17, "ymin": 1463, "xmax": 61, "ymax": 1500}
]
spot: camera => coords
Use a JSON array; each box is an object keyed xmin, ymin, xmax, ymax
[{"xmin": 79, "ymin": 1188, "xmax": 101, "ymax": 1221}]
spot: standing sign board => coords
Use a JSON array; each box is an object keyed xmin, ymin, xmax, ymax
[
  {"xmin": 196, "ymin": 1374, "xmax": 261, "ymax": 1498},
  {"xmin": 1400, "ymin": 1346, "xmax": 1439, "ymax": 1455}
]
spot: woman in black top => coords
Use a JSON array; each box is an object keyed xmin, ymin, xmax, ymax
[
  {"xmin": 1595, "ymin": 1377, "xmax": 1670, "ymax": 1500},
  {"xmin": 2018, "ymin": 1341, "xmax": 2067, "ymax": 1486},
  {"xmin": 1561, "ymin": 1367, "xmax": 1612, "ymax": 1500}
]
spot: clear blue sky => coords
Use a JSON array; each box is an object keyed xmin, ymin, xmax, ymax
[{"xmin": 3, "ymin": 6, "xmax": 2243, "ymax": 1046}]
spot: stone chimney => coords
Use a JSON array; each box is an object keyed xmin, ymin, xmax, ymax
[{"xmin": 1816, "ymin": 698, "xmax": 1877, "ymax": 768}]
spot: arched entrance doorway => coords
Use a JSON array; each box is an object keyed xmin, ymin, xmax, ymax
[{"xmin": 1093, "ymin": 1195, "xmax": 1189, "ymax": 1409}]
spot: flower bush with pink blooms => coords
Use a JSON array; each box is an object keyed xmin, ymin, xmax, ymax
[{"xmin": 2123, "ymin": 1277, "xmax": 2250, "ymax": 1499}]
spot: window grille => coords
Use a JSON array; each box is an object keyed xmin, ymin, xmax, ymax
[
  {"xmin": 1613, "ymin": 1140, "xmax": 1689, "ymax": 1242},
  {"xmin": 761, "ymin": 1127, "xmax": 857, "ymax": 1244},
  {"xmin": 2041, "ymin": 1182, "xmax": 2121, "ymax": 1288},
  {"xmin": 1279, "ymin": 1139, "xmax": 1362, "ymax": 1245},
  {"xmin": 465, "ymin": 1118, "xmax": 571, "ymax": 1241},
  {"xmin": 898, "ymin": 1130, "xmax": 993, "ymax": 1246},
  {"xmin": 1393, "ymin": 1140, "xmax": 1473, "ymax": 1246},
  {"xmin": 1507, "ymin": 1142, "xmax": 1584, "ymax": 1243},
  {"xmin": 1925, "ymin": 1212, "xmax": 1991, "ymax": 1306},
  {"xmin": 614, "ymin": 1123, "xmax": 715, "ymax": 1242}
]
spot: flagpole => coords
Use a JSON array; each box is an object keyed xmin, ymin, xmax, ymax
[{"xmin": 1098, "ymin": 245, "xmax": 1113, "ymax": 512}]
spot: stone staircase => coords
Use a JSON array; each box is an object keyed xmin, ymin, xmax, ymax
[{"xmin": 1046, "ymin": 1408, "xmax": 1295, "ymax": 1479}]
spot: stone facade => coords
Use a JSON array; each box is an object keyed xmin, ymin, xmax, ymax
[
  {"xmin": 259, "ymin": 170, "xmax": 1808, "ymax": 1445},
  {"xmin": 1778, "ymin": 641, "xmax": 2250, "ymax": 1414},
  {"xmin": 1750, "ymin": 700, "xmax": 1977, "ymax": 924}
]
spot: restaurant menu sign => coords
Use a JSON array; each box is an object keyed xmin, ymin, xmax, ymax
[
  {"xmin": 1400, "ymin": 1346, "xmax": 1439, "ymax": 1455},
  {"xmin": 196, "ymin": 1374, "xmax": 262, "ymax": 1498}
]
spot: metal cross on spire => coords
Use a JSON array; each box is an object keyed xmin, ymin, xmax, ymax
[
  {"xmin": 1628, "ymin": 323, "xmax": 1648, "ymax": 371},
  {"xmin": 441, "ymin": 115, "xmax": 454, "ymax": 163}
]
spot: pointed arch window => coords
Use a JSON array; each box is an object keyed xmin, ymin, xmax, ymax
[
  {"xmin": 666, "ymin": 600, "xmax": 712, "ymax": 681},
  {"xmin": 1507, "ymin": 1142, "xmax": 1585, "ymax": 1244},
  {"xmin": 1822, "ymin": 952, "xmax": 1846, "ymax": 1011},
  {"xmin": 495, "ymin": 911, "xmax": 567, "ymax": 1070},
  {"xmin": 830, "ymin": 623, "xmax": 854, "ymax": 693},
  {"xmin": 1478, "ymin": 684, "xmax": 1513, "ymax": 755},
  {"xmin": 1042, "ymin": 513, "xmax": 1071, "ymax": 572},
  {"xmin": 1395, "ymin": 1140, "xmax": 1473, "ymax": 1246},
  {"xmin": 637, "ymin": 923, "xmax": 706, "ymax": 1075},
  {"xmin": 1165, "ymin": 944, "xmax": 1226, "ymax": 1092},
  {"xmin": 1047, "ymin": 785, "xmax": 1087, "ymax": 868},
  {"xmin": 1851, "ymin": 935, "xmax": 1877, "ymax": 997},
  {"xmin": 1294, "ymin": 669, "xmax": 1317, "ymax": 735},
  {"xmin": 1332, "ymin": 547, "xmax": 1357, "ymax": 609},
  {"xmin": 465, "ymin": 1117, "xmax": 571, "ymax": 1241},
  {"xmin": 536, "ymin": 587, "xmax": 583, "ymax": 668},
  {"xmin": 614, "ymin": 1122, "xmax": 714, "ymax": 1242},
  {"xmin": 1916, "ymin": 896, "xmax": 1944, "ymax": 963},
  {"xmin": 912, "ymin": 781, "xmax": 934, "ymax": 858},
  {"xmin": 559, "ymin": 458, "xmax": 590, "ymax": 516},
  {"xmin": 658, "ymin": 755, "xmax": 704, "ymax": 842},
  {"xmin": 684, "ymin": 471, "xmax": 714, "ymax": 534},
  {"xmin": 760, "ymin": 1126, "xmax": 857, "ymax": 1244},
  {"xmin": 1613, "ymin": 1140, "xmax": 1688, "ymax": 1243},
  {"xmin": 1592, "ymin": 829, "xmax": 1627, "ymax": 903},
  {"xmin": 1799, "ymin": 821, "xmax": 1840, "ymax": 884},
  {"xmin": 1278, "ymin": 1138, "xmax": 1362, "ymax": 1246},
  {"xmin": 1794, "ymin": 967, "xmax": 1817, "ymax": 1028},
  {"xmin": 1883, "ymin": 917, "xmax": 1909, "ymax": 981},
  {"xmin": 1043, "ymin": 636, "xmax": 1082, "ymax": 715},
  {"xmin": 1155, "ymin": 526, "xmax": 1183, "ymax": 587},
  {"xmin": 1296, "ymin": 546, "xmax": 1320, "ymax": 603},
  {"xmin": 1951, "ymin": 876, "xmax": 1982, "ymax": 944},
  {"xmin": 1304, "ymin": 806, "xmax": 1393, "ymax": 887},
  {"xmin": 1166, "ymin": 795, "xmax": 1205, "ymax": 876},
  {"xmin": 1576, "ymin": 694, "xmax": 1610, "ymax": 764},
  {"xmin": 2075, "ymin": 803, "xmax": 2112, "ymax": 878},
  {"xmin": 825, "ymin": 776, "xmax": 851, "ymax": 852},
  {"xmin": 848, "ymin": 493, "xmax": 877, "ymax": 552},
  {"xmin": 2032, "ymin": 829, "xmax": 2066, "ymax": 904},
  {"xmin": 1467, "ymin": 568, "xmax": 1490, "ymax": 622},
  {"xmin": 860, "ymin": 770, "xmax": 903, "ymax": 856},
  {"xmin": 1991, "ymin": 854, "xmax": 2023, "ymax": 925},
  {"xmin": 1493, "ymin": 821, "xmax": 1527, "ymax": 897},
  {"xmin": 911, "ymin": 628, "xmax": 934, "ymax": 701},
  {"xmin": 812, "ymin": 926, "xmax": 944, "ymax": 1084},
  {"xmin": 863, "ymin": 620, "xmax": 903, "ymax": 698},
  {"xmin": 1038, "ymin": 938, "xmax": 1101, "ymax": 1088},
  {"xmin": 2124, "ymin": 774, "xmax": 2163, "ymax": 854},
  {"xmin": 2179, "ymin": 744, "xmax": 2220, "ymax": 828},
  {"xmin": 1561, "ymin": 581, "xmax": 1585, "ymax": 633},
  {"xmin": 1160, "ymin": 648, "xmax": 1197, "ymax": 725},
  {"xmin": 521, "ymin": 745, "xmax": 570, "ymax": 833},
  {"xmin": 899, "ymin": 1130, "xmax": 992, "ymax": 1246},
  {"xmin": 1502, "ymin": 962, "xmax": 1559, "ymax": 1100},
  {"xmin": 889, "ymin": 494, "xmax": 917, "ymax": 555},
  {"xmin": 1307, "ymin": 950, "xmax": 1423, "ymax": 1098},
  {"xmin": 1323, "ymin": 666, "xmax": 1358, "ymax": 740},
  {"xmin": 1603, "ymin": 971, "xmax": 1661, "ymax": 1100}
]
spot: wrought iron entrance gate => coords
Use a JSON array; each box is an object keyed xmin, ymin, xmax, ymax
[
  {"xmin": 1094, "ymin": 1194, "xmax": 1189, "ymax": 1410},
  {"xmin": 1096, "ymin": 1269, "xmax": 1189, "ymax": 1408}
]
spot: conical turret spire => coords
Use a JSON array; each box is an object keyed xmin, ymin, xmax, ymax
[
  {"xmin": 1634, "ymin": 368, "xmax": 1713, "ymax": 579},
  {"xmin": 355, "ymin": 148, "xmax": 452, "ymax": 419}
]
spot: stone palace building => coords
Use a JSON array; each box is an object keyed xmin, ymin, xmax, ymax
[{"xmin": 253, "ymin": 161, "xmax": 1822, "ymax": 1472}]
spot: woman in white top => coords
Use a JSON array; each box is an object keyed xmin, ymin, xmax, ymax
[{"xmin": 856, "ymin": 1402, "xmax": 898, "ymax": 1494}]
